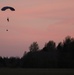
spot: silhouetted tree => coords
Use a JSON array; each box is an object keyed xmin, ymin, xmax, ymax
[
  {"xmin": 43, "ymin": 41, "xmax": 56, "ymax": 52},
  {"xmin": 0, "ymin": 36, "xmax": 74, "ymax": 68},
  {"xmin": 57, "ymin": 42, "xmax": 63, "ymax": 52},
  {"xmin": 57, "ymin": 36, "xmax": 74, "ymax": 68},
  {"xmin": 57, "ymin": 42, "xmax": 63, "ymax": 68},
  {"xmin": 29, "ymin": 42, "xmax": 39, "ymax": 52},
  {"xmin": 0, "ymin": 56, "xmax": 4, "ymax": 67}
]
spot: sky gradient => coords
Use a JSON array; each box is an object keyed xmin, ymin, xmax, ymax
[{"xmin": 0, "ymin": 0, "xmax": 74, "ymax": 57}]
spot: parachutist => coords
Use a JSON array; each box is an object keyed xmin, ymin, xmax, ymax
[
  {"xmin": 6, "ymin": 29, "xmax": 8, "ymax": 31},
  {"xmin": 1, "ymin": 6, "xmax": 15, "ymax": 31},
  {"xmin": 7, "ymin": 17, "xmax": 9, "ymax": 22}
]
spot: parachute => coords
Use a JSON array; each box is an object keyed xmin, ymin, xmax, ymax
[
  {"xmin": 1, "ymin": 6, "xmax": 15, "ymax": 11},
  {"xmin": 1, "ymin": 6, "xmax": 15, "ymax": 31}
]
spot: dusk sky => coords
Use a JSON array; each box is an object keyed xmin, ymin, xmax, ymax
[{"xmin": 0, "ymin": 0, "xmax": 74, "ymax": 57}]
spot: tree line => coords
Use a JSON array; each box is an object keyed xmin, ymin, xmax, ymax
[{"xmin": 0, "ymin": 36, "xmax": 74, "ymax": 68}]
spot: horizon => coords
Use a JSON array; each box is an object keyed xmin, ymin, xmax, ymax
[{"xmin": 0, "ymin": 0, "xmax": 74, "ymax": 57}]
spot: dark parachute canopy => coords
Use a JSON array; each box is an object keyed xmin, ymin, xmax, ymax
[{"xmin": 1, "ymin": 6, "xmax": 15, "ymax": 11}]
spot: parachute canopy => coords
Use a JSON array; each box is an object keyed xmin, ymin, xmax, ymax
[{"xmin": 1, "ymin": 6, "xmax": 15, "ymax": 11}]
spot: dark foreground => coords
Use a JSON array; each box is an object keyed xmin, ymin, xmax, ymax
[{"xmin": 0, "ymin": 68, "xmax": 74, "ymax": 75}]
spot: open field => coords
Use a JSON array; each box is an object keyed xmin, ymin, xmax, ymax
[{"xmin": 0, "ymin": 68, "xmax": 74, "ymax": 75}]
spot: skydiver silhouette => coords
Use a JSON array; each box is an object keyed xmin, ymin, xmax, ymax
[
  {"xmin": 6, "ymin": 29, "xmax": 8, "ymax": 31},
  {"xmin": 7, "ymin": 17, "xmax": 9, "ymax": 22}
]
